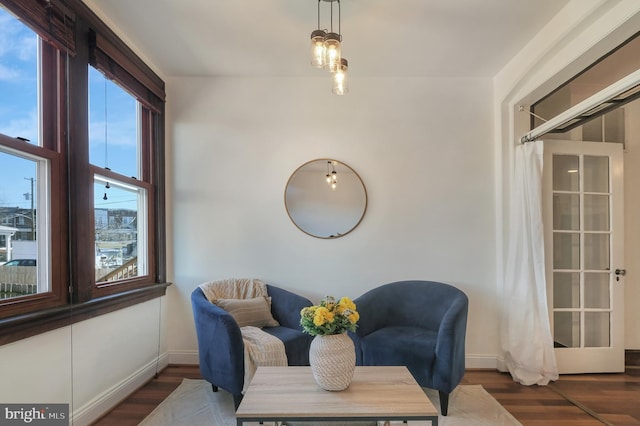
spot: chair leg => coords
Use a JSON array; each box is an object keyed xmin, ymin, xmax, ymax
[
  {"xmin": 439, "ymin": 390, "xmax": 449, "ymax": 416},
  {"xmin": 211, "ymin": 384, "xmax": 218, "ymax": 392},
  {"xmin": 233, "ymin": 393, "xmax": 243, "ymax": 410}
]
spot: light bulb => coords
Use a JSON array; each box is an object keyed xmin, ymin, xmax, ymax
[
  {"xmin": 332, "ymin": 58, "xmax": 348, "ymax": 95},
  {"xmin": 310, "ymin": 30, "xmax": 327, "ymax": 68},
  {"xmin": 323, "ymin": 33, "xmax": 341, "ymax": 72}
]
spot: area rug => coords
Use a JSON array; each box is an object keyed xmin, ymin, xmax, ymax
[{"xmin": 140, "ymin": 378, "xmax": 522, "ymax": 426}]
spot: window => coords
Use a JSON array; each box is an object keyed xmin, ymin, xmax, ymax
[
  {"xmin": 0, "ymin": 147, "xmax": 50, "ymax": 298},
  {"xmin": 93, "ymin": 174, "xmax": 148, "ymax": 283},
  {"xmin": 0, "ymin": 4, "xmax": 61, "ymax": 312},
  {"xmin": 0, "ymin": 6, "xmax": 38, "ymax": 143},
  {"xmin": 88, "ymin": 67, "xmax": 139, "ymax": 178},
  {"xmin": 0, "ymin": 8, "xmax": 41, "ymax": 279},
  {"xmin": 531, "ymin": 30, "xmax": 640, "ymax": 139},
  {"xmin": 582, "ymin": 109, "xmax": 625, "ymax": 144},
  {"xmin": 88, "ymin": 65, "xmax": 149, "ymax": 286},
  {"xmin": 0, "ymin": 0, "xmax": 167, "ymax": 343}
]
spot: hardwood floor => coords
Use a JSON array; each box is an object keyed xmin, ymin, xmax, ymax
[
  {"xmin": 91, "ymin": 365, "xmax": 203, "ymax": 426},
  {"xmin": 93, "ymin": 365, "xmax": 640, "ymax": 425},
  {"xmin": 461, "ymin": 370, "xmax": 640, "ymax": 426}
]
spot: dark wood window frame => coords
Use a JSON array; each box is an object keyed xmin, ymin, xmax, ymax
[{"xmin": 0, "ymin": 0, "xmax": 169, "ymax": 346}]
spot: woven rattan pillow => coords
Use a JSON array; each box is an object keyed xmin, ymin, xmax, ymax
[{"xmin": 215, "ymin": 296, "xmax": 279, "ymax": 328}]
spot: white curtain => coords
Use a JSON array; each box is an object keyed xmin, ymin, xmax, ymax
[{"xmin": 502, "ymin": 140, "xmax": 558, "ymax": 385}]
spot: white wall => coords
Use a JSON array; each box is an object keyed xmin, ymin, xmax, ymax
[
  {"xmin": 0, "ymin": 298, "xmax": 167, "ymax": 425},
  {"xmin": 166, "ymin": 75, "xmax": 498, "ymax": 368},
  {"xmin": 624, "ymin": 101, "xmax": 640, "ymax": 349}
]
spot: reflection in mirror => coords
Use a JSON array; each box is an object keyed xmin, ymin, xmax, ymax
[{"xmin": 285, "ymin": 159, "xmax": 367, "ymax": 238}]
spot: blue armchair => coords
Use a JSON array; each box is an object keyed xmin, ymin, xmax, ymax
[
  {"xmin": 191, "ymin": 284, "xmax": 314, "ymax": 408},
  {"xmin": 352, "ymin": 280, "xmax": 468, "ymax": 416}
]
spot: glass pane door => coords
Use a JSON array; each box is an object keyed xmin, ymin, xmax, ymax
[
  {"xmin": 545, "ymin": 139, "xmax": 625, "ymax": 375},
  {"xmin": 552, "ymin": 153, "xmax": 612, "ymax": 349}
]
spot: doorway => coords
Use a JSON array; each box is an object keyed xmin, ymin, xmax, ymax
[{"xmin": 525, "ymin": 31, "xmax": 640, "ymax": 373}]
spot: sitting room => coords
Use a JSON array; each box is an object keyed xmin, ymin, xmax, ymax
[{"xmin": 0, "ymin": 0, "xmax": 639, "ymax": 425}]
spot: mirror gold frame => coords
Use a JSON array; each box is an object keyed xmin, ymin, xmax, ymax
[{"xmin": 284, "ymin": 159, "xmax": 367, "ymax": 239}]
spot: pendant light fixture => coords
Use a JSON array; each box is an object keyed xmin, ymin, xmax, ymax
[
  {"xmin": 310, "ymin": 0, "xmax": 349, "ymax": 95},
  {"xmin": 324, "ymin": 32, "xmax": 341, "ymax": 73},
  {"xmin": 332, "ymin": 58, "xmax": 348, "ymax": 95},
  {"xmin": 323, "ymin": 0, "xmax": 341, "ymax": 73},
  {"xmin": 310, "ymin": 0, "xmax": 327, "ymax": 68},
  {"xmin": 325, "ymin": 161, "xmax": 338, "ymax": 190},
  {"xmin": 311, "ymin": 29, "xmax": 327, "ymax": 68}
]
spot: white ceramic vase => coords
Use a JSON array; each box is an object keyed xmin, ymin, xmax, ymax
[{"xmin": 308, "ymin": 332, "xmax": 356, "ymax": 391}]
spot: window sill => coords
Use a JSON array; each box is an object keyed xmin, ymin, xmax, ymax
[{"xmin": 0, "ymin": 282, "xmax": 171, "ymax": 346}]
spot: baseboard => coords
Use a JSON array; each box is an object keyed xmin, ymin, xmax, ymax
[
  {"xmin": 168, "ymin": 349, "xmax": 199, "ymax": 365},
  {"xmin": 71, "ymin": 352, "xmax": 170, "ymax": 426},
  {"xmin": 493, "ymin": 351, "xmax": 640, "ymax": 375},
  {"xmin": 160, "ymin": 350, "xmax": 640, "ymax": 371},
  {"xmin": 465, "ymin": 354, "xmax": 499, "ymax": 369},
  {"xmin": 168, "ymin": 351, "xmax": 500, "ymax": 370}
]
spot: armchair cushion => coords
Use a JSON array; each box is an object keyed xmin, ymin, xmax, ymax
[
  {"xmin": 263, "ymin": 326, "xmax": 313, "ymax": 366},
  {"xmin": 360, "ymin": 326, "xmax": 437, "ymax": 372},
  {"xmin": 215, "ymin": 296, "xmax": 279, "ymax": 328}
]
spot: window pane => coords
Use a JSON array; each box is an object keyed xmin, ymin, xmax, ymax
[
  {"xmin": 554, "ymin": 311, "xmax": 580, "ymax": 348},
  {"xmin": 553, "ymin": 155, "xmax": 579, "ymax": 191},
  {"xmin": 553, "ymin": 232, "xmax": 580, "ymax": 270},
  {"xmin": 553, "ymin": 193, "xmax": 579, "ymax": 231},
  {"xmin": 89, "ymin": 67, "xmax": 139, "ymax": 178},
  {"xmin": 585, "ymin": 312, "xmax": 610, "ymax": 347},
  {"xmin": 0, "ymin": 150, "xmax": 48, "ymax": 298},
  {"xmin": 584, "ymin": 272, "xmax": 610, "ymax": 309},
  {"xmin": 0, "ymin": 7, "xmax": 39, "ymax": 144},
  {"xmin": 583, "ymin": 156, "xmax": 609, "ymax": 193},
  {"xmin": 553, "ymin": 272, "xmax": 580, "ymax": 309},
  {"xmin": 603, "ymin": 109, "xmax": 624, "ymax": 144},
  {"xmin": 94, "ymin": 176, "xmax": 146, "ymax": 283},
  {"xmin": 582, "ymin": 116, "xmax": 603, "ymax": 142},
  {"xmin": 584, "ymin": 233, "xmax": 610, "ymax": 271},
  {"xmin": 584, "ymin": 194, "xmax": 609, "ymax": 231}
]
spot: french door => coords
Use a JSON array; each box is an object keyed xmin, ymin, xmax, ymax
[{"xmin": 542, "ymin": 140, "xmax": 625, "ymax": 373}]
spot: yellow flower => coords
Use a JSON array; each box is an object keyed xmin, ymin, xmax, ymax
[
  {"xmin": 337, "ymin": 297, "xmax": 356, "ymax": 313},
  {"xmin": 313, "ymin": 306, "xmax": 334, "ymax": 326},
  {"xmin": 300, "ymin": 295, "xmax": 358, "ymax": 336}
]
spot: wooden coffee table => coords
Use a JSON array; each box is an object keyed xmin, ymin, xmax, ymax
[{"xmin": 235, "ymin": 366, "xmax": 438, "ymax": 425}]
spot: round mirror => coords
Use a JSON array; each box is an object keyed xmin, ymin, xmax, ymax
[{"xmin": 285, "ymin": 159, "xmax": 367, "ymax": 239}]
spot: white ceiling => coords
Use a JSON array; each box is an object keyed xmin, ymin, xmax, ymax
[{"xmin": 85, "ymin": 0, "xmax": 568, "ymax": 79}]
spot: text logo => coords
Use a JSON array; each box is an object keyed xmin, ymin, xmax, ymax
[{"xmin": 0, "ymin": 405, "xmax": 68, "ymax": 425}]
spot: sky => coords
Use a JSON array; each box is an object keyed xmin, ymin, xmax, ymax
[{"xmin": 0, "ymin": 6, "xmax": 138, "ymax": 212}]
